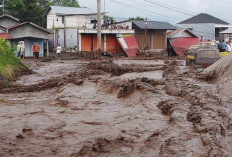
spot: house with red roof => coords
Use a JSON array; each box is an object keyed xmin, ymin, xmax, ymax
[{"xmin": 0, "ymin": 14, "xmax": 51, "ymax": 57}]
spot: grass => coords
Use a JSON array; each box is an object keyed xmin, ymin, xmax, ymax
[{"xmin": 0, "ymin": 39, "xmax": 26, "ymax": 82}]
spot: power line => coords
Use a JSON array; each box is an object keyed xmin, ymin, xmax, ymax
[
  {"xmin": 144, "ymin": 0, "xmax": 232, "ymax": 24},
  {"xmin": 110, "ymin": 0, "xmax": 217, "ymax": 36},
  {"xmin": 110, "ymin": 0, "xmax": 180, "ymax": 22}
]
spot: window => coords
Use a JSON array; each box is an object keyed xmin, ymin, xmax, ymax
[{"xmin": 62, "ymin": 16, "xmax": 65, "ymax": 24}]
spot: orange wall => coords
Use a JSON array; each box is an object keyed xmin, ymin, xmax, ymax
[
  {"xmin": 93, "ymin": 35, "xmax": 104, "ymax": 52},
  {"xmin": 81, "ymin": 35, "xmax": 91, "ymax": 52},
  {"xmin": 106, "ymin": 35, "xmax": 123, "ymax": 53},
  {"xmin": 81, "ymin": 34, "xmax": 123, "ymax": 53}
]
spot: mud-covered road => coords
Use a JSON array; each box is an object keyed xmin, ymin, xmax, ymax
[{"xmin": 0, "ymin": 59, "xmax": 232, "ymax": 157}]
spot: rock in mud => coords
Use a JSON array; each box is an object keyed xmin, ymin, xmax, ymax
[{"xmin": 157, "ymin": 100, "xmax": 176, "ymax": 116}]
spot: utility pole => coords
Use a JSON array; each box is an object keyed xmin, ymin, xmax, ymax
[
  {"xmin": 64, "ymin": 17, "xmax": 66, "ymax": 48},
  {"xmin": 144, "ymin": 18, "xmax": 148, "ymax": 52},
  {"xmin": 97, "ymin": 0, "xmax": 101, "ymax": 60}
]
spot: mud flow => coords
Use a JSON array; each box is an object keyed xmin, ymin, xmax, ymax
[{"xmin": 0, "ymin": 59, "xmax": 232, "ymax": 157}]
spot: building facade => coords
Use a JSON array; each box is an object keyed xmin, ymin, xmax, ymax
[
  {"xmin": 44, "ymin": 6, "xmax": 104, "ymax": 48},
  {"xmin": 177, "ymin": 13, "xmax": 231, "ymax": 41},
  {"xmin": 118, "ymin": 20, "xmax": 176, "ymax": 50},
  {"xmin": 0, "ymin": 14, "xmax": 51, "ymax": 57}
]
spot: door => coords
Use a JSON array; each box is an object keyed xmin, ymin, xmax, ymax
[{"xmin": 153, "ymin": 33, "xmax": 166, "ymax": 49}]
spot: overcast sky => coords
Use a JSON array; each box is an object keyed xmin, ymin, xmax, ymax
[{"xmin": 77, "ymin": 0, "xmax": 232, "ymax": 24}]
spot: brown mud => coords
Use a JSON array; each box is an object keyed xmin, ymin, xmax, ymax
[{"xmin": 0, "ymin": 58, "xmax": 232, "ymax": 157}]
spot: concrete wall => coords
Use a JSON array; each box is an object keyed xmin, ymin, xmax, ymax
[
  {"xmin": 177, "ymin": 23, "xmax": 215, "ymax": 40},
  {"xmin": 66, "ymin": 29, "xmax": 78, "ymax": 48},
  {"xmin": 0, "ymin": 17, "xmax": 19, "ymax": 28},
  {"xmin": 50, "ymin": 28, "xmax": 79, "ymax": 48},
  {"xmin": 9, "ymin": 24, "xmax": 50, "ymax": 39},
  {"xmin": 47, "ymin": 9, "xmax": 103, "ymax": 29}
]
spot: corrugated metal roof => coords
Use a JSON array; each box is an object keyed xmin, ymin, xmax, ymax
[
  {"xmin": 132, "ymin": 21, "xmax": 176, "ymax": 30},
  {"xmin": 117, "ymin": 36, "xmax": 139, "ymax": 57},
  {"xmin": 178, "ymin": 13, "xmax": 229, "ymax": 25},
  {"xmin": 50, "ymin": 6, "xmax": 96, "ymax": 15},
  {"xmin": 0, "ymin": 33, "xmax": 12, "ymax": 39},
  {"xmin": 170, "ymin": 37, "xmax": 200, "ymax": 56}
]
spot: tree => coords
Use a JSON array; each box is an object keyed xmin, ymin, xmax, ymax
[
  {"xmin": 50, "ymin": 0, "xmax": 79, "ymax": 7},
  {"xmin": 1, "ymin": 0, "xmax": 50, "ymax": 26},
  {"xmin": 129, "ymin": 16, "xmax": 145, "ymax": 21},
  {"xmin": 0, "ymin": 0, "xmax": 80, "ymax": 26}
]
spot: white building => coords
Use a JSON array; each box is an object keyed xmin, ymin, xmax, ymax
[{"xmin": 44, "ymin": 6, "xmax": 104, "ymax": 48}]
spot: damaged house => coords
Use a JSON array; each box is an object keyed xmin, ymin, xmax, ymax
[
  {"xmin": 44, "ymin": 6, "xmax": 139, "ymax": 57},
  {"xmin": 167, "ymin": 28, "xmax": 199, "ymax": 56}
]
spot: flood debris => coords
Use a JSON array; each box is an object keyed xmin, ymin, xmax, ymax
[
  {"xmin": 88, "ymin": 60, "xmax": 164, "ymax": 76},
  {"xmin": 0, "ymin": 73, "xmax": 84, "ymax": 93},
  {"xmin": 0, "ymin": 58, "xmax": 232, "ymax": 157}
]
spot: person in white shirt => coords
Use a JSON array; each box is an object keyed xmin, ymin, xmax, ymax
[
  {"xmin": 56, "ymin": 44, "xmax": 63, "ymax": 60},
  {"xmin": 226, "ymin": 41, "xmax": 231, "ymax": 52}
]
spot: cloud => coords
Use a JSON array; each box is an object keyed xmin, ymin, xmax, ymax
[{"xmin": 186, "ymin": 0, "xmax": 209, "ymax": 12}]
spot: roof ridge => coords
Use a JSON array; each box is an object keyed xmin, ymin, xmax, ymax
[
  {"xmin": 0, "ymin": 14, "xmax": 20, "ymax": 22},
  {"xmin": 178, "ymin": 13, "xmax": 229, "ymax": 25}
]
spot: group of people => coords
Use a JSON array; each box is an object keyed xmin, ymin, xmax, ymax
[
  {"xmin": 217, "ymin": 40, "xmax": 232, "ymax": 52},
  {"xmin": 17, "ymin": 41, "xmax": 40, "ymax": 61},
  {"xmin": 16, "ymin": 42, "xmax": 63, "ymax": 61}
]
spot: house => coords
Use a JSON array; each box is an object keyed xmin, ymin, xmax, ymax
[
  {"xmin": 0, "ymin": 14, "xmax": 51, "ymax": 57},
  {"xmin": 44, "ymin": 6, "xmax": 105, "ymax": 48},
  {"xmin": 167, "ymin": 28, "xmax": 199, "ymax": 56},
  {"xmin": 44, "ymin": 6, "xmax": 139, "ymax": 57},
  {"xmin": 116, "ymin": 20, "xmax": 176, "ymax": 50},
  {"xmin": 177, "ymin": 13, "xmax": 232, "ymax": 41}
]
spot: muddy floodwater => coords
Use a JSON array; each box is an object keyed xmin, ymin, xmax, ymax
[{"xmin": 0, "ymin": 59, "xmax": 232, "ymax": 157}]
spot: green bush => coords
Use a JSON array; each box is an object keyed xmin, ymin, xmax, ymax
[{"xmin": 0, "ymin": 39, "xmax": 23, "ymax": 80}]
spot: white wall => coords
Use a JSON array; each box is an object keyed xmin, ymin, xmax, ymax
[{"xmin": 47, "ymin": 9, "xmax": 103, "ymax": 29}]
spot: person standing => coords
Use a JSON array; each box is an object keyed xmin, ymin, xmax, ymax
[
  {"xmin": 17, "ymin": 42, "xmax": 22, "ymax": 58},
  {"xmin": 221, "ymin": 40, "xmax": 226, "ymax": 52},
  {"xmin": 227, "ymin": 41, "xmax": 232, "ymax": 53},
  {"xmin": 34, "ymin": 43, "xmax": 40, "ymax": 61},
  {"xmin": 32, "ymin": 43, "xmax": 36, "ymax": 60},
  {"xmin": 56, "ymin": 44, "xmax": 62, "ymax": 60},
  {"xmin": 20, "ymin": 41, "xmax": 25, "ymax": 59}
]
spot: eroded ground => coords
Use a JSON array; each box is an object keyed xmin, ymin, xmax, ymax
[{"xmin": 0, "ymin": 58, "xmax": 232, "ymax": 157}]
